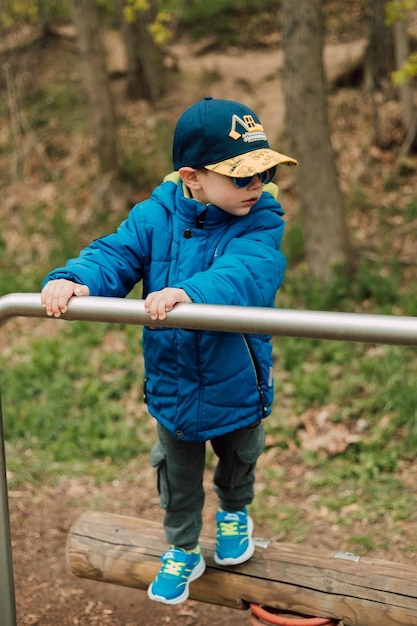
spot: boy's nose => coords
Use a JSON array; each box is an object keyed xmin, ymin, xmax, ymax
[{"xmin": 247, "ymin": 175, "xmax": 263, "ymax": 189}]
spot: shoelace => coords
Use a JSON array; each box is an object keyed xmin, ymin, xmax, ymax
[
  {"xmin": 218, "ymin": 520, "xmax": 243, "ymax": 536},
  {"xmin": 161, "ymin": 558, "xmax": 187, "ymax": 577}
]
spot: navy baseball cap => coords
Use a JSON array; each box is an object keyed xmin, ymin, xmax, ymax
[{"xmin": 172, "ymin": 96, "xmax": 297, "ymax": 177}]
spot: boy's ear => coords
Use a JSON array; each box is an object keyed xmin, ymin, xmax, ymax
[{"xmin": 179, "ymin": 167, "xmax": 201, "ymax": 190}]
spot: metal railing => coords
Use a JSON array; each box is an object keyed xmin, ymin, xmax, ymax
[
  {"xmin": 1, "ymin": 292, "xmax": 417, "ymax": 626},
  {"xmin": 2, "ymin": 292, "xmax": 417, "ymax": 344}
]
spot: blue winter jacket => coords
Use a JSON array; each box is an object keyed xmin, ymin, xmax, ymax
[{"xmin": 43, "ymin": 174, "xmax": 286, "ymax": 442}]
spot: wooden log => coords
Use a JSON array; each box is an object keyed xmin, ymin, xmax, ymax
[{"xmin": 67, "ymin": 511, "xmax": 417, "ymax": 626}]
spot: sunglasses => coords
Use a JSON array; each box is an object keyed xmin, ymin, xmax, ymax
[{"xmin": 232, "ymin": 166, "xmax": 277, "ymax": 188}]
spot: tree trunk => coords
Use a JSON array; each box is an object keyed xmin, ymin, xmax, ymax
[
  {"xmin": 71, "ymin": 0, "xmax": 120, "ymax": 175},
  {"xmin": 365, "ymin": 0, "xmax": 395, "ymax": 91},
  {"xmin": 393, "ymin": 18, "xmax": 415, "ymax": 133},
  {"xmin": 282, "ymin": 0, "xmax": 350, "ymax": 282},
  {"xmin": 115, "ymin": 0, "xmax": 165, "ymax": 102},
  {"xmin": 3, "ymin": 60, "xmax": 24, "ymax": 180},
  {"xmin": 365, "ymin": 0, "xmax": 396, "ymax": 148}
]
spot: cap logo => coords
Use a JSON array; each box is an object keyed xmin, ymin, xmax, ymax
[{"xmin": 228, "ymin": 114, "xmax": 268, "ymax": 144}]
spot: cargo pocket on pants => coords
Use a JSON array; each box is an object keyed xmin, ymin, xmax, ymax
[
  {"xmin": 234, "ymin": 424, "xmax": 265, "ymax": 487},
  {"xmin": 213, "ymin": 423, "xmax": 265, "ymax": 497},
  {"xmin": 150, "ymin": 441, "xmax": 170, "ymax": 509}
]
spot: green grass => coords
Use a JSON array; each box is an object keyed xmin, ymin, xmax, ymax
[
  {"xmin": 1, "ymin": 320, "xmax": 153, "ymax": 486},
  {"xmin": 2, "ymin": 270, "xmax": 416, "ymax": 532}
]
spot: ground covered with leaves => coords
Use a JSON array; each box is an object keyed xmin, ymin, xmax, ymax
[
  {"xmin": 3, "ymin": 5, "xmax": 417, "ymax": 625},
  {"xmin": 9, "ymin": 451, "xmax": 417, "ymax": 625}
]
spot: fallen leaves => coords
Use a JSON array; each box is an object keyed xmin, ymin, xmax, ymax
[{"xmin": 297, "ymin": 404, "xmax": 363, "ymax": 455}]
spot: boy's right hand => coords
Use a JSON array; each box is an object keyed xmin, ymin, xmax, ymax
[{"xmin": 41, "ymin": 279, "xmax": 90, "ymax": 317}]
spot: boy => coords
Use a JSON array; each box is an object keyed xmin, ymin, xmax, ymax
[{"xmin": 41, "ymin": 96, "xmax": 297, "ymax": 605}]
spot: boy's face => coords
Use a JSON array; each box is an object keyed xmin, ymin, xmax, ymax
[{"xmin": 181, "ymin": 168, "xmax": 264, "ymax": 216}]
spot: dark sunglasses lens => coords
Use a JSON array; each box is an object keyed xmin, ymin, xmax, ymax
[
  {"xmin": 259, "ymin": 167, "xmax": 277, "ymax": 184},
  {"xmin": 232, "ymin": 166, "xmax": 276, "ymax": 188},
  {"xmin": 233, "ymin": 176, "xmax": 253, "ymax": 188}
]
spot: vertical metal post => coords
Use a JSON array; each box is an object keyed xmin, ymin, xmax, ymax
[{"xmin": 0, "ymin": 387, "xmax": 17, "ymax": 626}]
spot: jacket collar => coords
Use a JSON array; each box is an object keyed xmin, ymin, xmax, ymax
[{"xmin": 159, "ymin": 171, "xmax": 280, "ymax": 228}]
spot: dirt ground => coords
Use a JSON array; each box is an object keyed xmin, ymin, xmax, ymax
[
  {"xmin": 8, "ymin": 450, "xmax": 417, "ymax": 625},
  {"xmin": 9, "ymin": 467, "xmax": 253, "ymax": 626},
  {"xmin": 3, "ymin": 11, "xmax": 417, "ymax": 626}
]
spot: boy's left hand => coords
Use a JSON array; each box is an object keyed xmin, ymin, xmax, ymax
[{"xmin": 144, "ymin": 288, "xmax": 191, "ymax": 322}]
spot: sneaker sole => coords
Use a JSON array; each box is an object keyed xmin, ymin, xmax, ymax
[
  {"xmin": 214, "ymin": 515, "xmax": 255, "ymax": 566},
  {"xmin": 147, "ymin": 555, "xmax": 206, "ymax": 605}
]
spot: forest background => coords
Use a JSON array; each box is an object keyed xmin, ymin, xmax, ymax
[{"xmin": 1, "ymin": 1, "xmax": 417, "ymax": 625}]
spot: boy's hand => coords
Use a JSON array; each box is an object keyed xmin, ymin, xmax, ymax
[
  {"xmin": 144, "ymin": 288, "xmax": 191, "ymax": 322},
  {"xmin": 41, "ymin": 279, "xmax": 90, "ymax": 317}
]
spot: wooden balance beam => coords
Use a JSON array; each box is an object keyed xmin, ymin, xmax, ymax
[{"xmin": 67, "ymin": 511, "xmax": 417, "ymax": 626}]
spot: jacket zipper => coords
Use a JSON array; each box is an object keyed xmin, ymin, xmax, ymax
[{"xmin": 242, "ymin": 334, "xmax": 268, "ymax": 417}]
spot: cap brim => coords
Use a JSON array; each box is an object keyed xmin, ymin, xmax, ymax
[{"xmin": 205, "ymin": 148, "xmax": 297, "ymax": 177}]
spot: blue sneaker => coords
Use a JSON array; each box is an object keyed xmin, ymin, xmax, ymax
[
  {"xmin": 214, "ymin": 508, "xmax": 255, "ymax": 565},
  {"xmin": 147, "ymin": 545, "xmax": 206, "ymax": 605}
]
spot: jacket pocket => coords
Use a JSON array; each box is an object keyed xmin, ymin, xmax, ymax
[{"xmin": 242, "ymin": 334, "xmax": 269, "ymax": 417}]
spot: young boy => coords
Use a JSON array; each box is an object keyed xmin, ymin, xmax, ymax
[{"xmin": 41, "ymin": 96, "xmax": 297, "ymax": 605}]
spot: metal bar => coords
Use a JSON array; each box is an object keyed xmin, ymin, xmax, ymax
[
  {"xmin": 1, "ymin": 292, "xmax": 417, "ymax": 345},
  {"xmin": 1, "ymin": 291, "xmax": 417, "ymax": 625},
  {"xmin": 0, "ymin": 389, "xmax": 17, "ymax": 626}
]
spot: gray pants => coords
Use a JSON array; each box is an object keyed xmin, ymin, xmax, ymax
[{"xmin": 150, "ymin": 421, "xmax": 265, "ymax": 550}]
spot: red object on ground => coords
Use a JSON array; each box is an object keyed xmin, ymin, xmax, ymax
[{"xmin": 249, "ymin": 604, "xmax": 339, "ymax": 626}]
